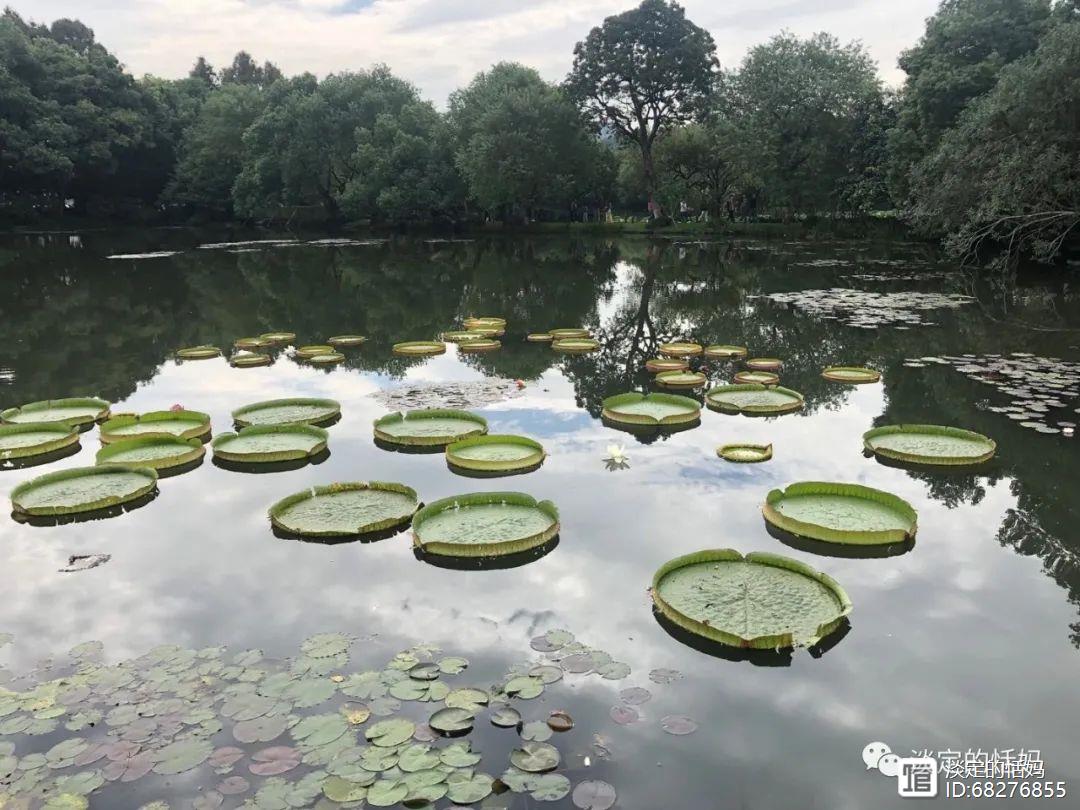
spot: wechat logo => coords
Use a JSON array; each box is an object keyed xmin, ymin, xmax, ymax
[{"xmin": 863, "ymin": 741, "xmax": 938, "ymax": 798}]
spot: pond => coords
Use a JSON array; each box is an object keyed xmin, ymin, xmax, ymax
[{"xmin": 0, "ymin": 230, "xmax": 1078, "ymax": 809}]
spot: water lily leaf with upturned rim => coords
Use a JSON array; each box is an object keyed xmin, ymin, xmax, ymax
[
  {"xmin": 717, "ymin": 443, "xmax": 773, "ymax": 463},
  {"xmin": 458, "ymin": 339, "xmax": 502, "ymax": 353},
  {"xmin": 392, "ymin": 341, "xmax": 446, "ymax": 357},
  {"xmin": 658, "ymin": 342, "xmax": 703, "ymax": 358},
  {"xmin": 704, "ymin": 384, "xmax": 804, "ymax": 416},
  {"xmin": 260, "ymin": 332, "xmax": 296, "ymax": 344},
  {"xmin": 411, "ymin": 492, "xmax": 559, "ymax": 558},
  {"xmin": 308, "ymin": 352, "xmax": 345, "ymax": 365},
  {"xmin": 822, "ymin": 366, "xmax": 881, "ymax": 384},
  {"xmin": 11, "ymin": 466, "xmax": 157, "ymax": 517},
  {"xmin": 601, "ymin": 392, "xmax": 700, "ymax": 426},
  {"xmin": 374, "ymin": 409, "xmax": 487, "ymax": 448},
  {"xmin": 95, "ymin": 436, "xmax": 205, "ymax": 471},
  {"xmin": 211, "ymin": 425, "xmax": 327, "ymax": 464},
  {"xmin": 232, "ymin": 398, "xmax": 341, "ymax": 428},
  {"xmin": 703, "ymin": 345, "xmax": 748, "ymax": 360},
  {"xmin": 1, "ymin": 398, "xmax": 110, "ymax": 429},
  {"xmin": 327, "ymin": 335, "xmax": 366, "ymax": 347},
  {"xmin": 0, "ymin": 423, "xmax": 79, "ymax": 460},
  {"xmin": 552, "ymin": 338, "xmax": 599, "ymax": 353},
  {"xmin": 548, "ymin": 328, "xmax": 589, "ymax": 339},
  {"xmin": 293, "ymin": 345, "xmax": 335, "ymax": 359},
  {"xmin": 175, "ymin": 346, "xmax": 220, "ymax": 360},
  {"xmin": 645, "ymin": 358, "xmax": 688, "ymax": 373},
  {"xmin": 763, "ymin": 481, "xmax": 918, "ymax": 545},
  {"xmin": 654, "ymin": 370, "xmax": 707, "ymax": 389},
  {"xmin": 445, "ymin": 435, "xmax": 545, "ymax": 473},
  {"xmin": 231, "ymin": 353, "xmax": 272, "ymax": 368},
  {"xmin": 745, "ymin": 357, "xmax": 782, "ymax": 371},
  {"xmin": 526, "ymin": 333, "xmax": 554, "ymax": 343},
  {"xmin": 733, "ymin": 370, "xmax": 779, "ymax": 385},
  {"xmin": 98, "ymin": 410, "xmax": 211, "ymax": 444},
  {"xmin": 651, "ymin": 548, "xmax": 852, "ymax": 649},
  {"xmin": 269, "ymin": 482, "xmax": 419, "ymax": 538},
  {"xmin": 862, "ymin": 424, "xmax": 995, "ymax": 466}
]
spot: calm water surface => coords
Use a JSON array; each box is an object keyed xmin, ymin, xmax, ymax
[{"xmin": 1, "ymin": 231, "xmax": 1078, "ymax": 808}]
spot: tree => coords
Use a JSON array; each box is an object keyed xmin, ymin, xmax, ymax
[
  {"xmin": 654, "ymin": 121, "xmax": 746, "ymax": 217},
  {"xmin": 342, "ymin": 98, "xmax": 464, "ymax": 222},
  {"xmin": 908, "ymin": 19, "xmax": 1080, "ymax": 265},
  {"xmin": 565, "ymin": 0, "xmax": 717, "ymax": 216},
  {"xmin": 450, "ymin": 63, "xmax": 610, "ymax": 221},
  {"xmin": 232, "ymin": 68, "xmax": 417, "ymax": 221},
  {"xmin": 887, "ymin": 0, "xmax": 1053, "ymax": 201},
  {"xmin": 189, "ymin": 56, "xmax": 217, "ymax": 87},
  {"xmin": 221, "ymin": 51, "xmax": 281, "ymax": 87},
  {"xmin": 722, "ymin": 32, "xmax": 886, "ymax": 216}
]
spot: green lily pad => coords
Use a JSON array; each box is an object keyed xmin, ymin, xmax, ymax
[
  {"xmin": 365, "ymin": 718, "xmax": 416, "ymax": 747},
  {"xmin": 302, "ymin": 633, "xmax": 351, "ymax": 658},
  {"xmin": 368, "ymin": 780, "xmax": 409, "ymax": 807},
  {"xmin": 651, "ymin": 549, "xmax": 852, "ymax": 648},
  {"xmin": 490, "ymin": 706, "xmax": 521, "ymax": 728},
  {"xmin": 437, "ymin": 656, "xmax": 468, "ymax": 674},
  {"xmin": 1, "ymin": 398, "xmax": 110, "ymax": 428},
  {"xmin": 176, "ymin": 345, "xmax": 221, "ymax": 360},
  {"xmin": 392, "ymin": 341, "xmax": 446, "ymax": 356},
  {"xmin": 439, "ymin": 742, "xmax": 481, "ymax": 768},
  {"xmin": 704, "ymin": 384, "xmax": 804, "ymax": 415},
  {"xmin": 654, "ymin": 370, "xmax": 707, "ymax": 389},
  {"xmin": 601, "ymin": 392, "xmax": 701, "ymax": 426},
  {"xmin": 98, "ymin": 410, "xmax": 211, "ymax": 444},
  {"xmin": 389, "ymin": 679, "xmax": 449, "ymax": 702},
  {"xmin": 659, "ymin": 342, "xmax": 703, "ymax": 358},
  {"xmin": 459, "ymin": 339, "xmax": 502, "ymax": 353},
  {"xmin": 509, "ymin": 742, "xmax": 560, "ymax": 773},
  {"xmin": 717, "ymin": 443, "xmax": 773, "ymax": 463},
  {"xmin": 374, "ymin": 409, "xmax": 487, "ymax": 447},
  {"xmin": 548, "ymin": 328, "xmax": 589, "ymax": 339},
  {"xmin": 745, "ymin": 357, "xmax": 782, "ymax": 371},
  {"xmin": 445, "ymin": 688, "xmax": 488, "ymax": 712},
  {"xmin": 445, "ymin": 435, "xmax": 545, "ymax": 473},
  {"xmin": 292, "ymin": 714, "xmax": 350, "ymax": 749},
  {"xmin": 233, "ymin": 714, "xmax": 288, "ymax": 744},
  {"xmin": 11, "ymin": 466, "xmax": 157, "ymax": 516},
  {"xmin": 572, "ymin": 780, "xmax": 616, "ymax": 810},
  {"xmin": 269, "ymin": 482, "xmax": 419, "ymax": 537},
  {"xmin": 733, "ymin": 370, "xmax": 779, "ymax": 385},
  {"xmin": 95, "ymin": 436, "xmax": 205, "ymax": 471},
  {"xmin": 308, "ymin": 352, "xmax": 345, "ymax": 365},
  {"xmin": 327, "ymin": 335, "xmax": 366, "ymax": 347},
  {"xmin": 526, "ymin": 333, "xmax": 554, "ymax": 342},
  {"xmin": 232, "ymin": 398, "xmax": 341, "ymax": 428},
  {"xmin": 212, "ymin": 425, "xmax": 327, "ymax": 464},
  {"xmin": 703, "ymin": 345, "xmax": 747, "ymax": 359},
  {"xmin": 412, "ymin": 492, "xmax": 559, "ymax": 557},
  {"xmin": 235, "ymin": 337, "xmax": 272, "ymax": 350},
  {"xmin": 645, "ymin": 358, "xmax": 688, "ymax": 373},
  {"xmin": 863, "ymin": 424, "xmax": 996, "ymax": 466},
  {"xmin": 260, "ymin": 332, "xmax": 296, "ymax": 344},
  {"xmin": 428, "ymin": 707, "xmax": 474, "ymax": 735},
  {"xmin": 530, "ymin": 773, "xmax": 571, "ymax": 801},
  {"xmin": 294, "ymin": 344, "xmax": 335, "ymax": 359},
  {"xmin": 822, "ymin": 366, "xmax": 881, "ymax": 383},
  {"xmin": 446, "ymin": 773, "xmax": 493, "ymax": 804},
  {"xmin": 323, "ymin": 775, "xmax": 369, "ymax": 803},
  {"xmin": 0, "ymin": 423, "xmax": 79, "ymax": 460},
  {"xmin": 763, "ymin": 481, "xmax": 918, "ymax": 545},
  {"xmin": 552, "ymin": 338, "xmax": 599, "ymax": 353},
  {"xmin": 504, "ymin": 676, "xmax": 544, "ymax": 700},
  {"xmin": 520, "ymin": 721, "xmax": 552, "ymax": 742},
  {"xmin": 151, "ymin": 737, "xmax": 213, "ymax": 775},
  {"xmin": 398, "ymin": 745, "xmax": 441, "ymax": 772},
  {"xmin": 231, "ymin": 353, "xmax": 272, "ymax": 368}
]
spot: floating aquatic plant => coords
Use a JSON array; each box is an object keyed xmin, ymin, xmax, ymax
[
  {"xmin": 0, "ymin": 423, "xmax": 79, "ymax": 461},
  {"xmin": 293, "ymin": 345, "xmax": 335, "ymax": 360},
  {"xmin": 232, "ymin": 398, "xmax": 341, "ymax": 428},
  {"xmin": 458, "ymin": 339, "xmax": 501, "ymax": 353},
  {"xmin": 821, "ymin": 366, "xmax": 881, "ymax": 384},
  {"xmin": 600, "ymin": 393, "xmax": 701, "ymax": 426},
  {"xmin": 548, "ymin": 328, "xmax": 589, "ymax": 340},
  {"xmin": 552, "ymin": 338, "xmax": 599, "ymax": 353},
  {"xmin": 371, "ymin": 380, "xmax": 525, "ymax": 411},
  {"xmin": 212, "ymin": 425, "xmax": 328, "ymax": 464},
  {"xmin": 230, "ymin": 352, "xmax": 272, "ymax": 368},
  {"xmin": 716, "ymin": 443, "xmax": 772, "ymax": 463},
  {"xmin": 658, "ymin": 342, "xmax": 703, "ymax": 358},
  {"xmin": 654, "ymin": 370, "xmax": 707, "ymax": 389},
  {"xmin": 526, "ymin": 333, "xmax": 554, "ymax": 343},
  {"xmin": 703, "ymin": 345, "xmax": 748, "ymax": 360},
  {"xmin": 762, "ymin": 481, "xmax": 918, "ymax": 545},
  {"xmin": 392, "ymin": 341, "xmax": 447, "ymax": 357},
  {"xmin": 326, "ymin": 335, "xmax": 366, "ymax": 347},
  {"xmin": 373, "ymin": 409, "xmax": 487, "ymax": 448},
  {"xmin": 651, "ymin": 549, "xmax": 852, "ymax": 648},
  {"xmin": 445, "ymin": 435, "xmax": 545, "ymax": 474},
  {"xmin": 10, "ymin": 465, "xmax": 158, "ymax": 517},
  {"xmin": 761, "ymin": 288, "xmax": 975, "ymax": 329},
  {"xmin": 733, "ymin": 370, "xmax": 779, "ymax": 385},
  {"xmin": 705, "ymin": 384, "xmax": 803, "ymax": 416},
  {"xmin": 645, "ymin": 358, "xmax": 688, "ymax": 373},
  {"xmin": 745, "ymin": 357, "xmax": 782, "ymax": 371},
  {"xmin": 234, "ymin": 337, "xmax": 271, "ymax": 351},
  {"xmin": 308, "ymin": 352, "xmax": 345, "ymax": 365},
  {"xmin": 95, "ymin": 436, "xmax": 205, "ymax": 471},
  {"xmin": 99, "ymin": 410, "xmax": 211, "ymax": 444},
  {"xmin": 412, "ymin": 492, "xmax": 559, "ymax": 557},
  {"xmin": 862, "ymin": 424, "xmax": 996, "ymax": 466},
  {"xmin": 175, "ymin": 346, "xmax": 221, "ymax": 360},
  {"xmin": 268, "ymin": 482, "xmax": 419, "ymax": 538},
  {"xmin": 260, "ymin": 332, "xmax": 296, "ymax": 344},
  {"xmin": 1, "ymin": 398, "xmax": 111, "ymax": 429}
]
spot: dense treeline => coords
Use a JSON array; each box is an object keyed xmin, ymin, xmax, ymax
[{"xmin": 1, "ymin": 0, "xmax": 1077, "ymax": 267}]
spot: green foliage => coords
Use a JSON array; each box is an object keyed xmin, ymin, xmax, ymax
[
  {"xmin": 908, "ymin": 19, "xmax": 1080, "ymax": 263},
  {"xmin": 566, "ymin": 0, "xmax": 717, "ymax": 207},
  {"xmin": 449, "ymin": 63, "xmax": 610, "ymax": 220}
]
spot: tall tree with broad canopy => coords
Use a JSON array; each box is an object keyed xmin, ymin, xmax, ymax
[{"xmin": 565, "ymin": 0, "xmax": 717, "ymax": 217}]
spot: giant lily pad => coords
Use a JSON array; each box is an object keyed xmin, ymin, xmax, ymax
[
  {"xmin": 863, "ymin": 424, "xmax": 996, "ymax": 466},
  {"xmin": 232, "ymin": 398, "xmax": 341, "ymax": 428},
  {"xmin": 763, "ymin": 481, "xmax": 918, "ymax": 545},
  {"xmin": 441, "ymin": 331, "xmax": 489, "ymax": 343},
  {"xmin": 745, "ymin": 358, "xmax": 782, "ymax": 371},
  {"xmin": 99, "ymin": 410, "xmax": 211, "ymax": 444},
  {"xmin": 11, "ymin": 466, "xmax": 157, "ymax": 516},
  {"xmin": 230, "ymin": 353, "xmax": 272, "ymax": 368},
  {"xmin": 294, "ymin": 345, "xmax": 335, "ymax": 359},
  {"xmin": 1, "ymin": 398, "xmax": 110, "ymax": 428},
  {"xmin": 412, "ymin": 492, "xmax": 559, "ymax": 557},
  {"xmin": 0, "ymin": 423, "xmax": 79, "ymax": 460},
  {"xmin": 465, "ymin": 317, "xmax": 507, "ymax": 330},
  {"xmin": 703, "ymin": 345, "xmax": 747, "ymax": 360},
  {"xmin": 705, "ymin": 384, "xmax": 804, "ymax": 415},
  {"xmin": 308, "ymin": 352, "xmax": 345, "ymax": 365},
  {"xmin": 658, "ymin": 342, "xmax": 703, "ymax": 358},
  {"xmin": 733, "ymin": 370, "xmax": 779, "ymax": 385},
  {"xmin": 95, "ymin": 436, "xmax": 204, "ymax": 471},
  {"xmin": 601, "ymin": 392, "xmax": 701, "ymax": 426},
  {"xmin": 445, "ymin": 435, "xmax": 545, "ymax": 473},
  {"xmin": 458, "ymin": 339, "xmax": 502, "ymax": 353},
  {"xmin": 651, "ymin": 549, "xmax": 852, "ymax": 648},
  {"xmin": 392, "ymin": 341, "xmax": 446, "ymax": 356},
  {"xmin": 527, "ymin": 333, "xmax": 554, "ymax": 343},
  {"xmin": 327, "ymin": 335, "xmax": 366, "ymax": 347},
  {"xmin": 717, "ymin": 443, "xmax": 772, "ymax": 463},
  {"xmin": 176, "ymin": 346, "xmax": 220, "ymax": 360},
  {"xmin": 269, "ymin": 482, "xmax": 419, "ymax": 538},
  {"xmin": 234, "ymin": 337, "xmax": 271, "ymax": 351},
  {"xmin": 212, "ymin": 425, "xmax": 328, "ymax": 464},
  {"xmin": 552, "ymin": 338, "xmax": 599, "ymax": 353},
  {"xmin": 548, "ymin": 328, "xmax": 588, "ymax": 339},
  {"xmin": 654, "ymin": 370, "xmax": 707, "ymax": 389},
  {"xmin": 822, "ymin": 366, "xmax": 880, "ymax": 383},
  {"xmin": 260, "ymin": 332, "xmax": 296, "ymax": 344},
  {"xmin": 645, "ymin": 358, "xmax": 688, "ymax": 373},
  {"xmin": 374, "ymin": 409, "xmax": 487, "ymax": 447}
]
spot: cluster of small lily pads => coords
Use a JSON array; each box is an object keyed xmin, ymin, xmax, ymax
[
  {"xmin": 758, "ymin": 288, "xmax": 976, "ymax": 329},
  {"xmin": 0, "ymin": 626, "xmax": 696, "ymax": 808},
  {"xmin": 108, "ymin": 239, "xmax": 388, "ymax": 261},
  {"xmin": 902, "ymin": 352, "xmax": 1078, "ymax": 437},
  {"xmin": 176, "ymin": 332, "xmax": 367, "ymax": 370}
]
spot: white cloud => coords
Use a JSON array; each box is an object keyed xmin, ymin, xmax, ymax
[{"xmin": 11, "ymin": 0, "xmax": 939, "ymax": 105}]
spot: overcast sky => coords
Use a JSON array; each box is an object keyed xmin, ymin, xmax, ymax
[{"xmin": 12, "ymin": 0, "xmax": 941, "ymax": 104}]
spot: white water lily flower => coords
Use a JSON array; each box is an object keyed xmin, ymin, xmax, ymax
[{"xmin": 605, "ymin": 444, "xmax": 628, "ymax": 463}]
